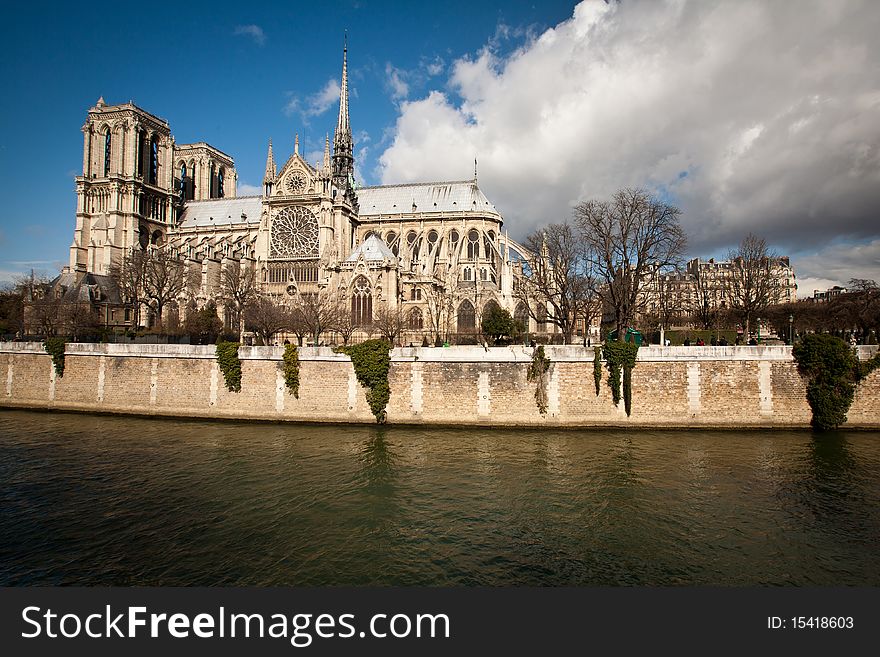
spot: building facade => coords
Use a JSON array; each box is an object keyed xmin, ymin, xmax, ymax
[{"xmin": 67, "ymin": 45, "xmax": 533, "ymax": 342}]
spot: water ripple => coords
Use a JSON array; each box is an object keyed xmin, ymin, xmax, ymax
[{"xmin": 1, "ymin": 410, "xmax": 879, "ymax": 586}]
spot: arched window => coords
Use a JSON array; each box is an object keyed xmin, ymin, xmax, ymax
[
  {"xmin": 407, "ymin": 231, "xmax": 419, "ymax": 262},
  {"xmin": 457, "ymin": 300, "xmax": 475, "ymax": 333},
  {"xmin": 190, "ymin": 162, "xmax": 197, "ymax": 199},
  {"xmin": 149, "ymin": 137, "xmax": 159, "ymax": 185},
  {"xmin": 463, "ymin": 267, "xmax": 472, "ymax": 281},
  {"xmin": 210, "ymin": 164, "xmax": 215, "ymax": 198},
  {"xmin": 410, "ymin": 288, "xmax": 422, "ymax": 301},
  {"xmin": 351, "ymin": 276, "xmax": 372, "ymax": 326},
  {"xmin": 137, "ymin": 130, "xmax": 145, "ymax": 177},
  {"xmin": 409, "ymin": 307, "xmax": 423, "ymax": 330},
  {"xmin": 514, "ymin": 302, "xmax": 529, "ymax": 331},
  {"xmin": 386, "ymin": 231, "xmax": 398, "ymax": 256},
  {"xmin": 104, "ymin": 130, "xmax": 112, "ymax": 176},
  {"xmin": 449, "ymin": 229, "xmax": 460, "ymax": 257},
  {"xmin": 180, "ymin": 163, "xmax": 187, "ymax": 197},
  {"xmin": 484, "ymin": 232, "xmax": 495, "ymax": 265},
  {"xmin": 218, "ymin": 168, "xmax": 225, "ymax": 198},
  {"xmin": 537, "ymin": 306, "xmax": 548, "ymax": 333},
  {"xmin": 484, "ymin": 300, "xmax": 500, "ymax": 318},
  {"xmin": 467, "ymin": 229, "xmax": 480, "ymax": 260}
]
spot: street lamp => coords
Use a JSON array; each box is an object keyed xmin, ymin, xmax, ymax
[
  {"xmin": 756, "ymin": 317, "xmax": 761, "ymax": 344},
  {"xmin": 788, "ymin": 314, "xmax": 793, "ymax": 344}
]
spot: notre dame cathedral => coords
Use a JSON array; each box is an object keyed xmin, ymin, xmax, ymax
[{"xmin": 66, "ymin": 43, "xmax": 534, "ymax": 341}]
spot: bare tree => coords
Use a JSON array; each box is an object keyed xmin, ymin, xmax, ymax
[
  {"xmin": 687, "ymin": 263, "xmax": 721, "ymax": 330},
  {"xmin": 331, "ymin": 300, "xmax": 360, "ymax": 346},
  {"xmin": 373, "ymin": 302, "xmax": 405, "ymax": 345},
  {"xmin": 143, "ymin": 248, "xmax": 188, "ymax": 328},
  {"xmin": 517, "ymin": 221, "xmax": 600, "ymax": 343},
  {"xmin": 220, "ymin": 260, "xmax": 259, "ymax": 341},
  {"xmin": 244, "ymin": 295, "xmax": 290, "ymax": 345},
  {"xmin": 575, "ymin": 188, "xmax": 686, "ymax": 339},
  {"xmin": 425, "ymin": 277, "xmax": 457, "ymax": 344},
  {"xmin": 294, "ymin": 289, "xmax": 340, "ymax": 346},
  {"xmin": 107, "ymin": 248, "xmax": 147, "ymax": 328},
  {"xmin": 724, "ymin": 233, "xmax": 780, "ymax": 338}
]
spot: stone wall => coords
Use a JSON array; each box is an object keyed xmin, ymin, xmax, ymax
[{"xmin": 1, "ymin": 342, "xmax": 878, "ymax": 428}]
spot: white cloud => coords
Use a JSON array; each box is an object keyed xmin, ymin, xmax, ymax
[
  {"xmin": 233, "ymin": 24, "xmax": 266, "ymax": 46},
  {"xmin": 237, "ymin": 182, "xmax": 262, "ymax": 196},
  {"xmin": 385, "ymin": 63, "xmax": 410, "ymax": 101},
  {"xmin": 378, "ymin": 0, "xmax": 880, "ymax": 283},
  {"xmin": 424, "ymin": 55, "xmax": 445, "ymax": 77},
  {"xmin": 284, "ymin": 78, "xmax": 341, "ymax": 120}
]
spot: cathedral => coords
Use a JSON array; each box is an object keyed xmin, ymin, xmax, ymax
[{"xmin": 67, "ymin": 44, "xmax": 533, "ymax": 342}]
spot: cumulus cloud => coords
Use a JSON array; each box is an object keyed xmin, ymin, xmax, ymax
[
  {"xmin": 233, "ymin": 24, "xmax": 266, "ymax": 46},
  {"xmin": 377, "ymin": 0, "xmax": 880, "ymax": 283},
  {"xmin": 284, "ymin": 78, "xmax": 341, "ymax": 120}
]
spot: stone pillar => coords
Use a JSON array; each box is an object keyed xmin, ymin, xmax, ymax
[{"xmin": 82, "ymin": 126, "xmax": 91, "ymax": 176}]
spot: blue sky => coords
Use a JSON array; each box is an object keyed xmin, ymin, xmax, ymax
[
  {"xmin": 2, "ymin": 0, "xmax": 879, "ymax": 295},
  {"xmin": 0, "ymin": 0, "xmax": 573, "ymax": 281}
]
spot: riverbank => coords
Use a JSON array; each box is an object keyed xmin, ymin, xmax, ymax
[{"xmin": 1, "ymin": 342, "xmax": 878, "ymax": 428}]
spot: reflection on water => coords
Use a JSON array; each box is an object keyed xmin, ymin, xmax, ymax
[{"xmin": 1, "ymin": 410, "xmax": 879, "ymax": 586}]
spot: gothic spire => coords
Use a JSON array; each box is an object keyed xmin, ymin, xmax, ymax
[
  {"xmin": 335, "ymin": 34, "xmax": 351, "ymax": 145},
  {"xmin": 323, "ymin": 133, "xmax": 331, "ymax": 171},
  {"xmin": 263, "ymin": 138, "xmax": 276, "ymax": 185},
  {"xmin": 332, "ymin": 33, "xmax": 355, "ymax": 199},
  {"xmin": 294, "ymin": 133, "xmax": 299, "ymax": 156}
]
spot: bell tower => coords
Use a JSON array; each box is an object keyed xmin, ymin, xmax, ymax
[{"xmin": 70, "ymin": 98, "xmax": 177, "ymax": 274}]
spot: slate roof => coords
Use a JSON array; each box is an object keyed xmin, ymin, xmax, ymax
[
  {"xmin": 177, "ymin": 197, "xmax": 262, "ymax": 228},
  {"xmin": 345, "ymin": 234, "xmax": 397, "ymax": 262},
  {"xmin": 356, "ymin": 181, "xmax": 499, "ymax": 217}
]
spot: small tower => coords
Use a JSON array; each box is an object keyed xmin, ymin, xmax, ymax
[
  {"xmin": 332, "ymin": 35, "xmax": 355, "ymax": 200},
  {"xmin": 263, "ymin": 139, "xmax": 276, "ymax": 196}
]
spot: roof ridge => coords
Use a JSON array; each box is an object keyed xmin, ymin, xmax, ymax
[
  {"xmin": 359, "ymin": 180, "xmax": 476, "ymax": 190},
  {"xmin": 182, "ymin": 196, "xmax": 262, "ymax": 205}
]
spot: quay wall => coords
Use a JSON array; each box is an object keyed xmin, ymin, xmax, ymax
[{"xmin": 1, "ymin": 342, "xmax": 878, "ymax": 428}]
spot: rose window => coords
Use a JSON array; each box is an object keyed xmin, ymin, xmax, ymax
[
  {"xmin": 270, "ymin": 206, "xmax": 319, "ymax": 259},
  {"xmin": 286, "ymin": 171, "xmax": 308, "ymax": 194}
]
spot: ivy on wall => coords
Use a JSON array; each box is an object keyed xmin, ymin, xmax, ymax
[
  {"xmin": 593, "ymin": 346, "xmax": 603, "ymax": 396},
  {"xmin": 43, "ymin": 338, "xmax": 66, "ymax": 378},
  {"xmin": 334, "ymin": 339, "xmax": 392, "ymax": 423},
  {"xmin": 793, "ymin": 334, "xmax": 879, "ymax": 431},
  {"xmin": 527, "ymin": 345, "xmax": 551, "ymax": 414},
  {"xmin": 603, "ymin": 340, "xmax": 639, "ymax": 416},
  {"xmin": 283, "ymin": 344, "xmax": 300, "ymax": 398},
  {"xmin": 215, "ymin": 341, "xmax": 242, "ymax": 393}
]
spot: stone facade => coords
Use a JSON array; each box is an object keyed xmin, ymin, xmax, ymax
[
  {"xmin": 66, "ymin": 44, "xmax": 534, "ymax": 341},
  {"xmin": 3, "ymin": 342, "xmax": 877, "ymax": 428}
]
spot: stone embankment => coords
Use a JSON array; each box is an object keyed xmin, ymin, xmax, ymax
[{"xmin": 1, "ymin": 342, "xmax": 878, "ymax": 428}]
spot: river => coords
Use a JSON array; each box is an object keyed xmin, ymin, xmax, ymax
[{"xmin": 1, "ymin": 409, "xmax": 878, "ymax": 586}]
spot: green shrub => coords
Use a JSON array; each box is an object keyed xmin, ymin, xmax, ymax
[
  {"xmin": 603, "ymin": 340, "xmax": 639, "ymax": 415},
  {"xmin": 283, "ymin": 343, "xmax": 300, "ymax": 398},
  {"xmin": 593, "ymin": 346, "xmax": 602, "ymax": 396},
  {"xmin": 215, "ymin": 341, "xmax": 242, "ymax": 393},
  {"xmin": 792, "ymin": 333, "xmax": 858, "ymax": 431},
  {"xmin": 335, "ymin": 339, "xmax": 392, "ymax": 423},
  {"xmin": 43, "ymin": 337, "xmax": 66, "ymax": 378},
  {"xmin": 526, "ymin": 345, "xmax": 551, "ymax": 414}
]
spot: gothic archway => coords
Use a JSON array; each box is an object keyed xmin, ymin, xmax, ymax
[{"xmin": 457, "ymin": 300, "xmax": 475, "ymax": 333}]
